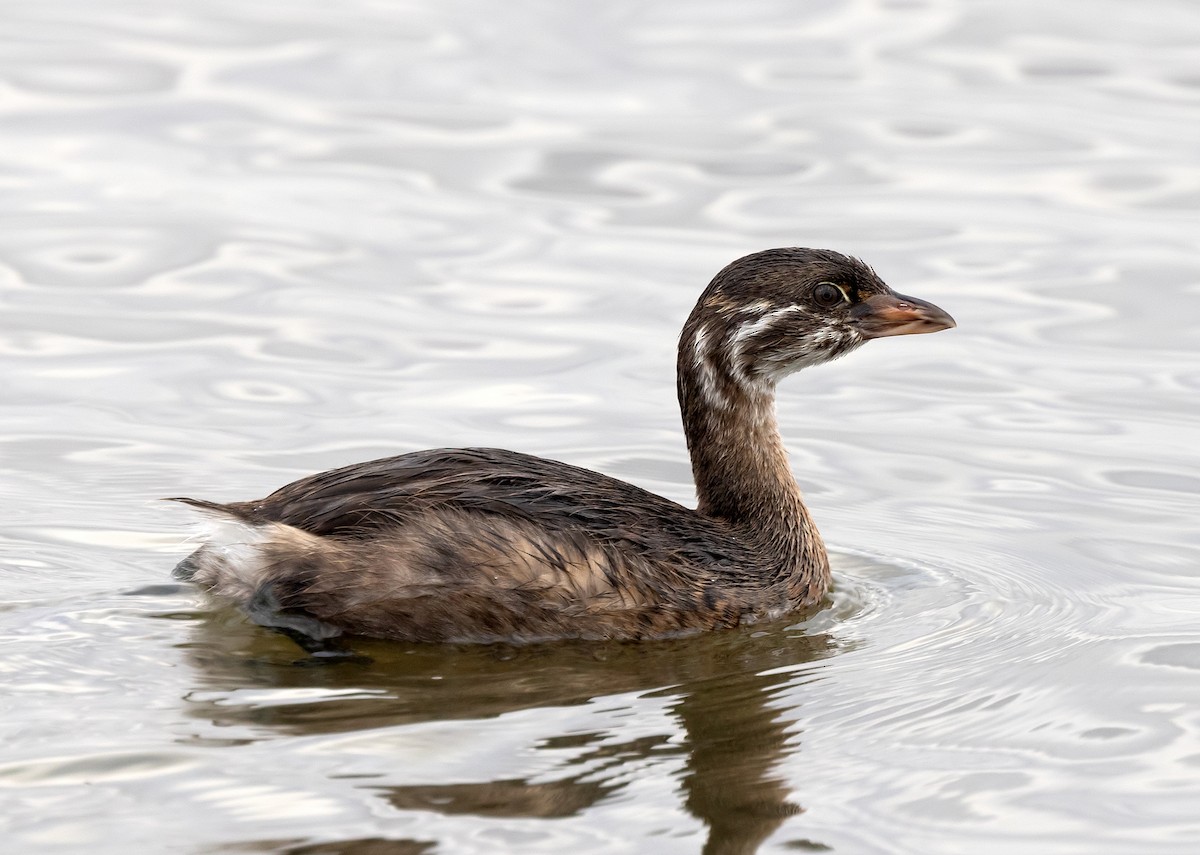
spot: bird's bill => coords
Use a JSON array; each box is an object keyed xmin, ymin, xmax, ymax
[{"xmin": 851, "ymin": 292, "xmax": 956, "ymax": 339}]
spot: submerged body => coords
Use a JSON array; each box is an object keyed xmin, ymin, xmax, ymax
[{"xmin": 175, "ymin": 249, "xmax": 954, "ymax": 647}]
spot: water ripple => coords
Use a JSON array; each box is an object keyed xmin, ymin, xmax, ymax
[{"xmin": 2, "ymin": 0, "xmax": 1200, "ymax": 853}]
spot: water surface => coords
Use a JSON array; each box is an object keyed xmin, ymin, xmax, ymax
[{"xmin": 2, "ymin": 1, "xmax": 1199, "ymax": 852}]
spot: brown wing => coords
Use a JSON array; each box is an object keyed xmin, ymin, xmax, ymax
[{"xmin": 231, "ymin": 447, "xmax": 754, "ymax": 570}]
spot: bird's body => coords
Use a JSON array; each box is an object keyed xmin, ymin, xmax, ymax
[
  {"xmin": 176, "ymin": 448, "xmax": 792, "ymax": 644},
  {"xmin": 174, "ymin": 248, "xmax": 954, "ymax": 649}
]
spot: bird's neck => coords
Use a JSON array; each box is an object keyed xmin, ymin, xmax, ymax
[{"xmin": 676, "ymin": 334, "xmax": 829, "ymax": 597}]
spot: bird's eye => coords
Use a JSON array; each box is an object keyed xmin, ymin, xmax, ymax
[{"xmin": 812, "ymin": 282, "xmax": 845, "ymax": 308}]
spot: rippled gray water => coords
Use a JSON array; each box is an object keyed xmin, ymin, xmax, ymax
[{"xmin": 2, "ymin": 1, "xmax": 1199, "ymax": 852}]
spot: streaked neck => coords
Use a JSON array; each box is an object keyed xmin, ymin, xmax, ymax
[{"xmin": 677, "ymin": 326, "xmax": 829, "ymax": 592}]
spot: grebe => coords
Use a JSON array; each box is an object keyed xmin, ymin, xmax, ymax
[{"xmin": 173, "ymin": 248, "xmax": 954, "ymax": 648}]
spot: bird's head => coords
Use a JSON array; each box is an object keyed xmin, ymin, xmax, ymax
[{"xmin": 680, "ymin": 248, "xmax": 955, "ymax": 400}]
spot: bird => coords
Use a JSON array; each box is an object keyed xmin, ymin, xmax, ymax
[{"xmin": 172, "ymin": 248, "xmax": 955, "ymax": 651}]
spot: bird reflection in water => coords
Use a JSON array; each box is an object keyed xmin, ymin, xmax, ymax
[{"xmin": 179, "ymin": 605, "xmax": 842, "ymax": 855}]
